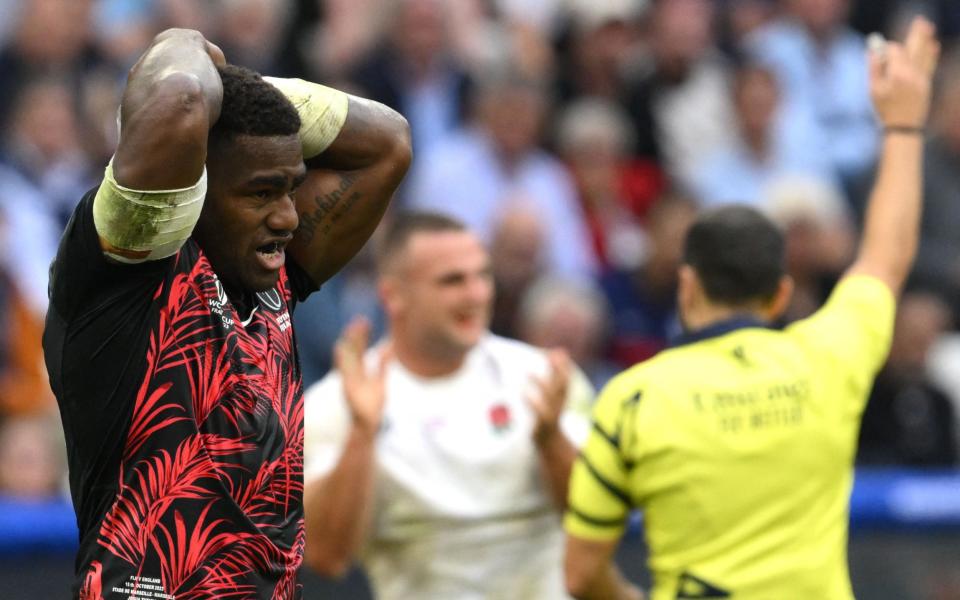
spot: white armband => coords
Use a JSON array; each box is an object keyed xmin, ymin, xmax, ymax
[
  {"xmin": 92, "ymin": 161, "xmax": 206, "ymax": 263},
  {"xmin": 263, "ymin": 76, "xmax": 349, "ymax": 159}
]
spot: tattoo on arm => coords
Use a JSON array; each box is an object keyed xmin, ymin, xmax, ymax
[{"xmin": 296, "ymin": 172, "xmax": 361, "ymax": 244}]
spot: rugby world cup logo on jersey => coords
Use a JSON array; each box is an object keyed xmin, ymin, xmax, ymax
[
  {"xmin": 258, "ymin": 289, "xmax": 292, "ymax": 331},
  {"xmin": 257, "ymin": 289, "xmax": 283, "ymax": 311},
  {"xmin": 208, "ymin": 275, "xmax": 234, "ymax": 329}
]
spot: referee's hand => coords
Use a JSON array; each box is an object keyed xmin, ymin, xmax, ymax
[{"xmin": 868, "ymin": 16, "xmax": 940, "ymax": 129}]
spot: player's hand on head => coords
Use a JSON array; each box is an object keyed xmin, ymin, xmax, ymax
[
  {"xmin": 205, "ymin": 40, "xmax": 226, "ymax": 68},
  {"xmin": 528, "ymin": 349, "xmax": 572, "ymax": 445},
  {"xmin": 139, "ymin": 29, "xmax": 226, "ymax": 67},
  {"xmin": 335, "ymin": 316, "xmax": 392, "ymax": 435},
  {"xmin": 868, "ymin": 16, "xmax": 940, "ymax": 128}
]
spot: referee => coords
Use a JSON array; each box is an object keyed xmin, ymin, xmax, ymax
[{"xmin": 563, "ymin": 17, "xmax": 939, "ymax": 600}]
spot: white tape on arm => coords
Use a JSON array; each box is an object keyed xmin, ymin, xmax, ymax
[
  {"xmin": 263, "ymin": 76, "xmax": 349, "ymax": 159},
  {"xmin": 92, "ymin": 161, "xmax": 206, "ymax": 263}
]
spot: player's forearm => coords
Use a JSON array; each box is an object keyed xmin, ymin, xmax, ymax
[
  {"xmin": 535, "ymin": 430, "xmax": 577, "ymax": 510},
  {"xmin": 114, "ymin": 29, "xmax": 223, "ymax": 189},
  {"xmin": 285, "ymin": 97, "xmax": 411, "ymax": 284},
  {"xmin": 850, "ymin": 132, "xmax": 923, "ymax": 294},
  {"xmin": 264, "ymin": 77, "xmax": 412, "ymax": 171},
  {"xmin": 850, "ymin": 20, "xmax": 938, "ymax": 293},
  {"xmin": 303, "ymin": 425, "xmax": 378, "ymax": 578},
  {"xmin": 304, "ymin": 96, "xmax": 412, "ymax": 172}
]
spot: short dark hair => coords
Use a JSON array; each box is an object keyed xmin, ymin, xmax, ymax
[
  {"xmin": 209, "ymin": 64, "xmax": 300, "ymax": 147},
  {"xmin": 376, "ymin": 211, "xmax": 467, "ymax": 273},
  {"xmin": 683, "ymin": 205, "xmax": 785, "ymax": 305}
]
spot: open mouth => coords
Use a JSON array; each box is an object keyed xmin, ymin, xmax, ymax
[{"xmin": 256, "ymin": 241, "xmax": 286, "ymax": 270}]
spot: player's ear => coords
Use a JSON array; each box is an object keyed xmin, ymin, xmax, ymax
[
  {"xmin": 677, "ymin": 264, "xmax": 699, "ymax": 319},
  {"xmin": 378, "ymin": 275, "xmax": 404, "ymax": 316},
  {"xmin": 765, "ymin": 275, "xmax": 794, "ymax": 321}
]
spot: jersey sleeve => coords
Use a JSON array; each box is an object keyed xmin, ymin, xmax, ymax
[
  {"xmin": 303, "ymin": 372, "xmax": 352, "ymax": 482},
  {"xmin": 564, "ymin": 372, "xmax": 635, "ymax": 541},
  {"xmin": 48, "ymin": 187, "xmax": 169, "ymax": 321},
  {"xmin": 786, "ymin": 275, "xmax": 895, "ymax": 414}
]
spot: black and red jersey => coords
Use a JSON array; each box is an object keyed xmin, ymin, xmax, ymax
[{"xmin": 43, "ymin": 188, "xmax": 318, "ymax": 599}]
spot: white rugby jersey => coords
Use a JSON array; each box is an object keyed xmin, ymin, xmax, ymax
[{"xmin": 304, "ymin": 334, "xmax": 593, "ymax": 599}]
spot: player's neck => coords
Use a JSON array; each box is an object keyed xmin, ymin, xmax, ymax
[{"xmin": 392, "ymin": 336, "xmax": 468, "ymax": 379}]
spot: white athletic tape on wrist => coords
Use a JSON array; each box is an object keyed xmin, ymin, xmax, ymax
[
  {"xmin": 263, "ymin": 76, "xmax": 349, "ymax": 159},
  {"xmin": 93, "ymin": 160, "xmax": 206, "ymax": 263}
]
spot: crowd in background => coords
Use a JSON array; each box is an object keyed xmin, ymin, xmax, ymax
[{"xmin": 1, "ymin": 0, "xmax": 960, "ymax": 502}]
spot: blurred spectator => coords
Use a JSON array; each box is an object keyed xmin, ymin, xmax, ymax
[
  {"xmin": 859, "ymin": 292, "xmax": 958, "ymax": 467},
  {"xmin": 1, "ymin": 76, "xmax": 95, "ymax": 225},
  {"xmin": 746, "ymin": 0, "xmax": 878, "ymax": 190},
  {"xmin": 0, "ymin": 413, "xmax": 65, "ymax": 499},
  {"xmin": 77, "ymin": 68, "xmax": 124, "ymax": 166},
  {"xmin": 0, "ymin": 0, "xmax": 24, "ymax": 47},
  {"xmin": 408, "ymin": 67, "xmax": 597, "ymax": 280},
  {"xmin": 156, "ymin": 0, "xmax": 220, "ymax": 32},
  {"xmin": 302, "ymin": 0, "xmax": 387, "ymax": 81},
  {"xmin": 914, "ymin": 51, "xmax": 960, "ymax": 320},
  {"xmin": 555, "ymin": 98, "xmax": 663, "ymax": 271},
  {"xmin": 217, "ymin": 0, "xmax": 293, "ymax": 74},
  {"xmin": 0, "ymin": 279, "xmax": 55, "ymax": 415},
  {"xmin": 92, "ymin": 0, "xmax": 158, "ymax": 69},
  {"xmin": 764, "ymin": 176, "xmax": 855, "ymax": 321},
  {"xmin": 0, "ymin": 0, "xmax": 100, "ymax": 120},
  {"xmin": 600, "ymin": 192, "xmax": 697, "ymax": 367},
  {"xmin": 0, "ymin": 176, "xmax": 61, "ymax": 319},
  {"xmin": 622, "ymin": 0, "xmax": 737, "ymax": 186},
  {"xmin": 496, "ymin": 0, "xmax": 563, "ymax": 34},
  {"xmin": 554, "ymin": 2, "xmax": 643, "ymax": 102},
  {"xmin": 489, "ymin": 207, "xmax": 546, "ymax": 338},
  {"xmin": 719, "ymin": 0, "xmax": 779, "ymax": 50},
  {"xmin": 348, "ymin": 0, "xmax": 473, "ymax": 163},
  {"xmin": 691, "ymin": 62, "xmax": 836, "ymax": 207},
  {"xmin": 518, "ymin": 277, "xmax": 619, "ymax": 388}
]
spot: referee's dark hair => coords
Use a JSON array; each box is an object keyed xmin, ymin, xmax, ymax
[
  {"xmin": 683, "ymin": 205, "xmax": 785, "ymax": 306},
  {"xmin": 209, "ymin": 64, "xmax": 301, "ymax": 149}
]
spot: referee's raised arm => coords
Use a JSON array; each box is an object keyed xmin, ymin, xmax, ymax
[
  {"xmin": 112, "ymin": 29, "xmax": 225, "ymax": 191},
  {"xmin": 847, "ymin": 18, "xmax": 940, "ymax": 295}
]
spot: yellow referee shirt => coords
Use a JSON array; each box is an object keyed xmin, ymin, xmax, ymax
[{"xmin": 565, "ymin": 275, "xmax": 895, "ymax": 600}]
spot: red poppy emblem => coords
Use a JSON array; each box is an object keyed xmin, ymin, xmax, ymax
[{"xmin": 489, "ymin": 403, "xmax": 511, "ymax": 433}]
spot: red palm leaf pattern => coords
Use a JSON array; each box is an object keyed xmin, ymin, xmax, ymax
[
  {"xmin": 99, "ymin": 434, "xmax": 255, "ymax": 566},
  {"xmin": 150, "ymin": 503, "xmax": 241, "ymax": 593},
  {"xmin": 175, "ymin": 533, "xmax": 278, "ymax": 600},
  {"xmin": 89, "ymin": 250, "xmax": 305, "ymax": 598}
]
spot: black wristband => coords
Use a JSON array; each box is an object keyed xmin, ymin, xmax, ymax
[{"xmin": 883, "ymin": 125, "xmax": 925, "ymax": 136}]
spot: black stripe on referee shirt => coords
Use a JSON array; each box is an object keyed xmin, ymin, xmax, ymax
[
  {"xmin": 593, "ymin": 421, "xmax": 620, "ymax": 448},
  {"xmin": 567, "ymin": 504, "xmax": 627, "ymax": 528},
  {"xmin": 591, "ymin": 422, "xmax": 636, "ymax": 470},
  {"xmin": 579, "ymin": 453, "xmax": 631, "ymax": 506}
]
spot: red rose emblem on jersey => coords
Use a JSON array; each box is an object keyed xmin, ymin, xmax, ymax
[{"xmin": 489, "ymin": 403, "xmax": 511, "ymax": 433}]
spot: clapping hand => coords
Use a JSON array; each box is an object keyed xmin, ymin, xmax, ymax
[
  {"xmin": 335, "ymin": 317, "xmax": 392, "ymax": 436},
  {"xmin": 528, "ymin": 349, "xmax": 573, "ymax": 446}
]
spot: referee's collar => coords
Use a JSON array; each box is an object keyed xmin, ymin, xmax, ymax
[{"xmin": 670, "ymin": 315, "xmax": 776, "ymax": 348}]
